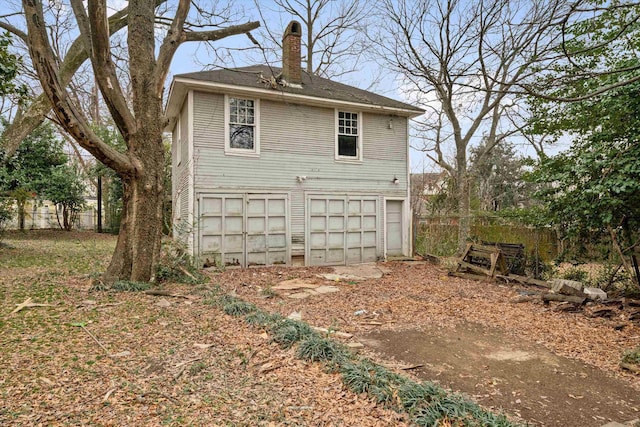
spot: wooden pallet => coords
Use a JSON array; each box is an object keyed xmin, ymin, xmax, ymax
[{"xmin": 454, "ymin": 243, "xmax": 509, "ymax": 278}]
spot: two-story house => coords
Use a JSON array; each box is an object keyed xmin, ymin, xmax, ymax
[{"xmin": 164, "ymin": 21, "xmax": 423, "ymax": 267}]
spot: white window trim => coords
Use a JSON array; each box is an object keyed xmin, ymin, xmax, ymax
[
  {"xmin": 334, "ymin": 109, "xmax": 363, "ymax": 162},
  {"xmin": 176, "ymin": 115, "xmax": 182, "ymax": 166},
  {"xmin": 224, "ymin": 94, "xmax": 260, "ymax": 157}
]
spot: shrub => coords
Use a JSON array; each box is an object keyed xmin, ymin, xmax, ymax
[
  {"xmin": 622, "ymin": 346, "xmax": 640, "ymax": 365},
  {"xmin": 296, "ymin": 334, "xmax": 351, "ymax": 365},
  {"xmin": 110, "ymin": 280, "xmax": 152, "ymax": 292},
  {"xmin": 341, "ymin": 359, "xmax": 407, "ymax": 404},
  {"xmin": 223, "ymin": 300, "xmax": 257, "ymax": 316},
  {"xmin": 244, "ymin": 311, "xmax": 282, "ymax": 328},
  {"xmin": 270, "ymin": 319, "xmax": 315, "ymax": 349},
  {"xmin": 560, "ymin": 267, "xmax": 588, "ymax": 282},
  {"xmin": 90, "ymin": 279, "xmax": 151, "ymax": 292},
  {"xmin": 155, "ymin": 238, "xmax": 206, "ymax": 285}
]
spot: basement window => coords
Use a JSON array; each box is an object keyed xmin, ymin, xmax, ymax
[
  {"xmin": 336, "ymin": 110, "xmax": 361, "ymax": 161},
  {"xmin": 225, "ymin": 96, "xmax": 260, "ymax": 156}
]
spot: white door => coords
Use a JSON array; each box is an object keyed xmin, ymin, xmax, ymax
[
  {"xmin": 306, "ymin": 195, "xmax": 378, "ymax": 266},
  {"xmin": 386, "ymin": 200, "xmax": 403, "ymax": 256},
  {"xmin": 199, "ymin": 193, "xmax": 289, "ymax": 267}
]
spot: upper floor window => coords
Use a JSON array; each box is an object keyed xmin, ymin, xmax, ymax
[
  {"xmin": 226, "ymin": 96, "xmax": 260, "ymax": 156},
  {"xmin": 336, "ymin": 110, "xmax": 361, "ymax": 160}
]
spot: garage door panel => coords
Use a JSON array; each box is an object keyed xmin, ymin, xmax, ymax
[
  {"xmin": 306, "ymin": 195, "xmax": 378, "ymax": 266},
  {"xmin": 363, "ymin": 247, "xmax": 377, "ymax": 261},
  {"xmin": 328, "ymin": 232, "xmax": 344, "ymax": 246},
  {"xmin": 363, "ymin": 200, "xmax": 376, "ymax": 213},
  {"xmin": 310, "ymin": 232, "xmax": 326, "ymax": 247},
  {"xmin": 201, "ymin": 235, "xmax": 222, "ymax": 252},
  {"xmin": 224, "ymin": 198, "xmax": 243, "ymax": 215},
  {"xmin": 329, "ymin": 216, "xmax": 344, "ymax": 230},
  {"xmin": 310, "ymin": 249, "xmax": 326, "ymax": 264},
  {"xmin": 347, "ymin": 248, "xmax": 361, "ymax": 263},
  {"xmin": 327, "ymin": 248, "xmax": 345, "ymax": 263},
  {"xmin": 268, "ymin": 199, "xmax": 286, "ymax": 215},
  {"xmin": 348, "ymin": 216, "xmax": 361, "ymax": 230},
  {"xmin": 225, "ymin": 217, "xmax": 243, "ymax": 233},
  {"xmin": 223, "ymin": 252, "xmax": 242, "ymax": 266},
  {"xmin": 363, "ymin": 231, "xmax": 376, "ymax": 246},
  {"xmin": 248, "ymin": 199, "xmax": 265, "ymax": 215},
  {"xmin": 268, "ymin": 251, "xmax": 287, "ymax": 264},
  {"xmin": 348, "ymin": 200, "xmax": 361, "ymax": 214},
  {"xmin": 310, "ymin": 199, "xmax": 326, "ymax": 214},
  {"xmin": 202, "ymin": 217, "xmax": 221, "ymax": 233},
  {"xmin": 268, "ymin": 217, "xmax": 286, "ymax": 232},
  {"xmin": 246, "ymin": 234, "xmax": 266, "ymax": 251},
  {"xmin": 347, "ymin": 232, "xmax": 361, "ymax": 246},
  {"xmin": 247, "ymin": 217, "xmax": 265, "ymax": 233},
  {"xmin": 310, "ymin": 216, "xmax": 326, "ymax": 231},
  {"xmin": 200, "ymin": 193, "xmax": 289, "ymax": 267},
  {"xmin": 329, "ymin": 200, "xmax": 345, "ymax": 214},
  {"xmin": 267, "ymin": 234, "xmax": 286, "ymax": 248},
  {"xmin": 363, "ymin": 216, "xmax": 376, "ymax": 229},
  {"xmin": 247, "ymin": 252, "xmax": 266, "ymax": 266},
  {"xmin": 202, "ymin": 198, "xmax": 222, "ymax": 215}
]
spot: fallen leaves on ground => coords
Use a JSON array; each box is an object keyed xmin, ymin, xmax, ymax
[
  {"xmin": 211, "ymin": 261, "xmax": 640, "ymax": 390},
  {"xmin": 0, "ymin": 232, "xmax": 408, "ymax": 426}
]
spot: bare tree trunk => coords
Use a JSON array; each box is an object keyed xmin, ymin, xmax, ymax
[
  {"xmin": 17, "ymin": 201, "xmax": 25, "ymax": 230},
  {"xmin": 609, "ymin": 226, "xmax": 633, "ymax": 279},
  {"xmin": 457, "ymin": 169, "xmax": 470, "ymax": 254},
  {"xmin": 105, "ymin": 130, "xmax": 164, "ymax": 282}
]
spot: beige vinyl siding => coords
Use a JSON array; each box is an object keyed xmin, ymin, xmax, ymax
[{"xmin": 190, "ymin": 90, "xmax": 408, "ymax": 257}]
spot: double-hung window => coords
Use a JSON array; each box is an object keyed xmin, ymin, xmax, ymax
[
  {"xmin": 226, "ymin": 96, "xmax": 259, "ymax": 155},
  {"xmin": 336, "ymin": 111, "xmax": 361, "ymax": 160}
]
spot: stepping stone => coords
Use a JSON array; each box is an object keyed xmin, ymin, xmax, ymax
[
  {"xmin": 314, "ymin": 285, "xmax": 339, "ymax": 294},
  {"xmin": 320, "ymin": 273, "xmax": 365, "ymax": 282},
  {"xmin": 156, "ymin": 299, "xmax": 171, "ymax": 307},
  {"xmin": 273, "ymin": 279, "xmax": 319, "ymax": 290},
  {"xmin": 287, "ymin": 292, "xmax": 311, "ymax": 300}
]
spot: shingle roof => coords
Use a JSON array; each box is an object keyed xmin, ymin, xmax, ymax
[{"xmin": 174, "ymin": 65, "xmax": 423, "ymax": 113}]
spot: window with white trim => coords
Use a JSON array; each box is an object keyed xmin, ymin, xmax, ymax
[
  {"xmin": 336, "ymin": 111, "xmax": 361, "ymax": 159},
  {"xmin": 226, "ymin": 96, "xmax": 259, "ymax": 155}
]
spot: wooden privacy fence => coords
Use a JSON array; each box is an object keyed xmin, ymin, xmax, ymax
[{"xmin": 415, "ymin": 215, "xmax": 558, "ymax": 260}]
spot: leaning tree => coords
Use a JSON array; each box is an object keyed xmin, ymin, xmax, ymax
[{"xmin": 20, "ymin": 0, "xmax": 258, "ymax": 282}]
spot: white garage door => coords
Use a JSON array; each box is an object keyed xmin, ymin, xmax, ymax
[
  {"xmin": 306, "ymin": 195, "xmax": 378, "ymax": 266},
  {"xmin": 199, "ymin": 193, "xmax": 289, "ymax": 267}
]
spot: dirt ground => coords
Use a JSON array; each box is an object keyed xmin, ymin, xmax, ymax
[
  {"xmin": 215, "ymin": 261, "xmax": 640, "ymax": 427},
  {"xmin": 361, "ymin": 325, "xmax": 638, "ymax": 427}
]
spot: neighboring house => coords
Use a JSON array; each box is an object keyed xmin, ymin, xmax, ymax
[
  {"xmin": 164, "ymin": 21, "xmax": 424, "ymax": 267},
  {"xmin": 411, "ymin": 172, "xmax": 447, "ymax": 197}
]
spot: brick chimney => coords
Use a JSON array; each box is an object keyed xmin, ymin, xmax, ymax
[{"xmin": 282, "ymin": 21, "xmax": 302, "ymax": 85}]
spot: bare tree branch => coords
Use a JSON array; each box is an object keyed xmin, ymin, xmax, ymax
[
  {"xmin": 1, "ymin": 2, "xmax": 132, "ymax": 157},
  {"xmin": 22, "ymin": 0, "xmax": 133, "ymax": 176}
]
